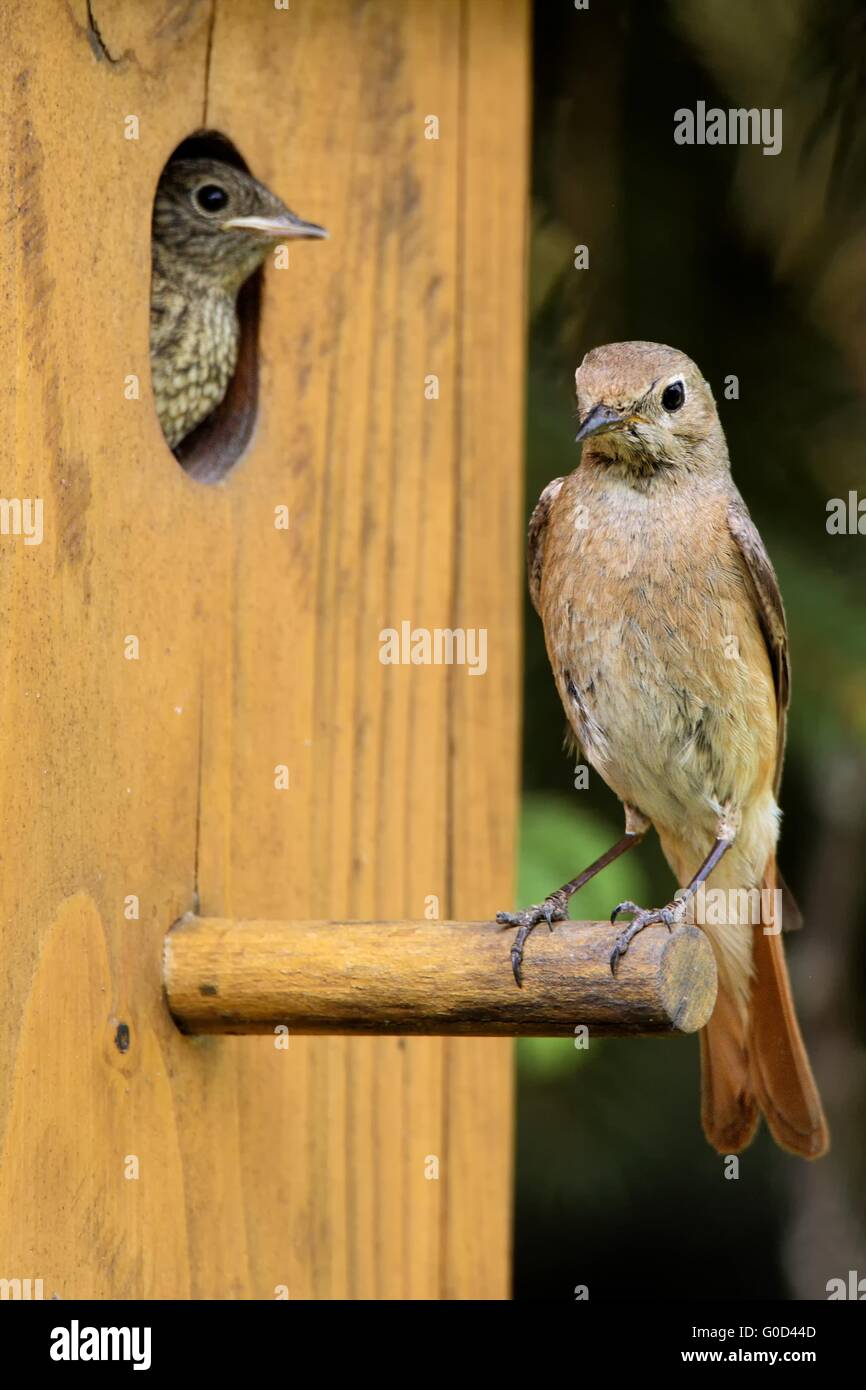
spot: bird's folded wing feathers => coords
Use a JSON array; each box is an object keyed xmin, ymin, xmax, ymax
[
  {"xmin": 527, "ymin": 477, "xmax": 565, "ymax": 614},
  {"xmin": 727, "ymin": 495, "xmax": 802, "ymax": 929},
  {"xmin": 726, "ymin": 493, "xmax": 790, "ymax": 796}
]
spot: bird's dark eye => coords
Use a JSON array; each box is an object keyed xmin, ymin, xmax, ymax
[
  {"xmin": 661, "ymin": 380, "xmax": 685, "ymax": 412},
  {"xmin": 195, "ymin": 184, "xmax": 229, "ymax": 213}
]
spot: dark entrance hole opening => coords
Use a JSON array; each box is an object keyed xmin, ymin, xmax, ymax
[{"xmin": 152, "ymin": 131, "xmax": 262, "ymax": 484}]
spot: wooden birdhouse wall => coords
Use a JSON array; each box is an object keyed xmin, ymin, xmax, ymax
[{"xmin": 0, "ymin": 0, "xmax": 527, "ymax": 1298}]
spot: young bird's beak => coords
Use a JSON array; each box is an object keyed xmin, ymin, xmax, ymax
[
  {"xmin": 221, "ymin": 212, "xmax": 329, "ymax": 240},
  {"xmin": 575, "ymin": 403, "xmax": 625, "ymax": 444}
]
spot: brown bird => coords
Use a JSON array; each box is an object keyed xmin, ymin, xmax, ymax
[
  {"xmin": 498, "ymin": 340, "xmax": 829, "ymax": 1159},
  {"xmin": 150, "ymin": 157, "xmax": 327, "ymax": 449}
]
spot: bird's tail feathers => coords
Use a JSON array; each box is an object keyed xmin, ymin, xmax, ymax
[
  {"xmin": 747, "ymin": 857, "xmax": 829, "ymax": 1157},
  {"xmin": 700, "ymin": 856, "xmax": 828, "ymax": 1159},
  {"xmin": 700, "ymin": 983, "xmax": 759, "ymax": 1154}
]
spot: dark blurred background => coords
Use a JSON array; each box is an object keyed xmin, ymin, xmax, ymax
[{"xmin": 515, "ymin": 0, "xmax": 866, "ymax": 1301}]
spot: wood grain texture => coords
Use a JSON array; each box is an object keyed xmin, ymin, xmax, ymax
[
  {"xmin": 165, "ymin": 918, "xmax": 718, "ymax": 1036},
  {"xmin": 0, "ymin": 0, "xmax": 527, "ymax": 1299}
]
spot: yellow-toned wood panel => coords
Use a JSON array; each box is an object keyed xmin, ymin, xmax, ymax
[
  {"xmin": 443, "ymin": 0, "xmax": 528, "ymax": 1299},
  {"xmin": 0, "ymin": 0, "xmax": 527, "ymax": 1299}
]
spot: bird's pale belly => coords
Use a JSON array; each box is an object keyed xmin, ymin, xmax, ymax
[{"xmin": 542, "ymin": 521, "xmax": 777, "ymax": 843}]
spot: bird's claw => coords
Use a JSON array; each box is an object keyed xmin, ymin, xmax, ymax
[
  {"xmin": 608, "ymin": 898, "xmax": 685, "ymax": 975},
  {"xmin": 496, "ymin": 892, "xmax": 569, "ymax": 987},
  {"xmin": 496, "ymin": 904, "xmax": 561, "ymax": 932}
]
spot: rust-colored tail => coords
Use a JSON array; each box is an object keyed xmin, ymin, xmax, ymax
[
  {"xmin": 700, "ymin": 858, "xmax": 829, "ymax": 1159},
  {"xmin": 700, "ymin": 982, "xmax": 758, "ymax": 1154}
]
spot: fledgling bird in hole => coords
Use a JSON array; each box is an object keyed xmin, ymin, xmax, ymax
[
  {"xmin": 498, "ymin": 341, "xmax": 829, "ymax": 1160},
  {"xmin": 150, "ymin": 157, "xmax": 327, "ymax": 449}
]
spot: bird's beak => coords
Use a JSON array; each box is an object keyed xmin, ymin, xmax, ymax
[
  {"xmin": 574, "ymin": 403, "xmax": 625, "ymax": 445},
  {"xmin": 220, "ymin": 212, "xmax": 329, "ymax": 240}
]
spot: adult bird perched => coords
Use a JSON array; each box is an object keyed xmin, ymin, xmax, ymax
[
  {"xmin": 150, "ymin": 157, "xmax": 327, "ymax": 449},
  {"xmin": 498, "ymin": 340, "xmax": 828, "ymax": 1160}
]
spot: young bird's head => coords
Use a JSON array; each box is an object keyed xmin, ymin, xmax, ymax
[
  {"xmin": 574, "ymin": 341, "xmax": 727, "ymax": 482},
  {"xmin": 152, "ymin": 157, "xmax": 327, "ymax": 292}
]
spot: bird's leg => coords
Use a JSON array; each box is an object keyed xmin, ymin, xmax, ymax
[
  {"xmin": 609, "ymin": 823, "xmax": 735, "ymax": 976},
  {"xmin": 497, "ymin": 807, "xmax": 649, "ymax": 986}
]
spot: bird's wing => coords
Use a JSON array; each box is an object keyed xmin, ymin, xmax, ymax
[
  {"xmin": 527, "ymin": 477, "xmax": 565, "ymax": 615},
  {"xmin": 726, "ymin": 492, "xmax": 789, "ymax": 797},
  {"xmin": 728, "ymin": 494, "xmax": 803, "ymax": 930}
]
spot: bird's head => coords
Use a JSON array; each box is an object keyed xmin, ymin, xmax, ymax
[
  {"xmin": 152, "ymin": 157, "xmax": 327, "ymax": 291},
  {"xmin": 574, "ymin": 341, "xmax": 727, "ymax": 482}
]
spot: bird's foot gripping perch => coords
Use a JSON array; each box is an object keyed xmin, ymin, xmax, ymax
[
  {"xmin": 496, "ymin": 891, "xmax": 569, "ymax": 986},
  {"xmin": 496, "ymin": 824, "xmax": 648, "ymax": 986},
  {"xmin": 608, "ymin": 830, "xmax": 735, "ymax": 974},
  {"xmin": 608, "ymin": 896, "xmax": 688, "ymax": 975}
]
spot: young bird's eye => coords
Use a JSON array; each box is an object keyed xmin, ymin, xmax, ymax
[
  {"xmin": 661, "ymin": 380, "xmax": 685, "ymax": 412},
  {"xmin": 194, "ymin": 184, "xmax": 230, "ymax": 213}
]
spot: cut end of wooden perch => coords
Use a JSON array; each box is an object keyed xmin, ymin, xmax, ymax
[{"xmin": 657, "ymin": 926, "xmax": 718, "ymax": 1034}]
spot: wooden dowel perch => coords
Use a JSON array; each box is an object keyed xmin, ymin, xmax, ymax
[{"xmin": 164, "ymin": 916, "xmax": 717, "ymax": 1038}]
